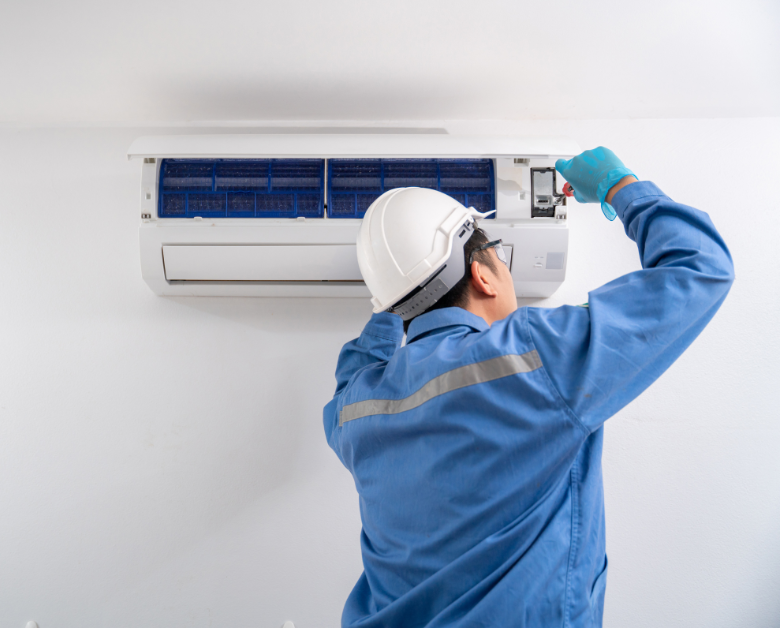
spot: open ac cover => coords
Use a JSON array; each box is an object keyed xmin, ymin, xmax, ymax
[{"xmin": 128, "ymin": 134, "xmax": 580, "ymax": 298}]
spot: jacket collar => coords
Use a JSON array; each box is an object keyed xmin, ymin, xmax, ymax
[{"xmin": 406, "ymin": 307, "xmax": 489, "ymax": 343}]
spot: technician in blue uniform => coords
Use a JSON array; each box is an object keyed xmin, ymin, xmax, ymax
[{"xmin": 323, "ymin": 148, "xmax": 734, "ymax": 627}]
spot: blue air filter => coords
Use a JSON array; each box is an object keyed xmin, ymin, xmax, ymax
[
  {"xmin": 158, "ymin": 159, "xmax": 325, "ymax": 218},
  {"xmin": 327, "ymin": 159, "xmax": 495, "ymax": 219}
]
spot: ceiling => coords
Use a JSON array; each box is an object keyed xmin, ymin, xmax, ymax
[{"xmin": 1, "ymin": 0, "xmax": 778, "ymax": 124}]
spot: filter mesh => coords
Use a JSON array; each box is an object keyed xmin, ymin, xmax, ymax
[
  {"xmin": 158, "ymin": 159, "xmax": 324, "ymax": 218},
  {"xmin": 157, "ymin": 158, "xmax": 494, "ymax": 219},
  {"xmin": 327, "ymin": 159, "xmax": 495, "ymax": 219}
]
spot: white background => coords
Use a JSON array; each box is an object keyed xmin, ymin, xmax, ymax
[
  {"xmin": 1, "ymin": 1, "xmax": 779, "ymax": 627},
  {"xmin": 1, "ymin": 0, "xmax": 778, "ymax": 123}
]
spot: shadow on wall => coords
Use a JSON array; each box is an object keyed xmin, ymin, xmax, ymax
[
  {"xmin": 165, "ymin": 294, "xmax": 376, "ymax": 333},
  {"xmin": 142, "ymin": 126, "xmax": 450, "ymax": 133},
  {"xmin": 147, "ymin": 75, "xmax": 473, "ymax": 121}
]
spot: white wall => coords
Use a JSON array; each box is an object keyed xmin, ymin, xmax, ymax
[
  {"xmin": 1, "ymin": 0, "xmax": 778, "ymax": 123},
  {"xmin": 0, "ymin": 119, "xmax": 778, "ymax": 628}
]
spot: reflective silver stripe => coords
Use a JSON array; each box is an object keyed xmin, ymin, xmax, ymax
[{"xmin": 339, "ymin": 351, "xmax": 542, "ymax": 426}]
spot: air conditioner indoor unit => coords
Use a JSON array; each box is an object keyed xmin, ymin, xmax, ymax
[{"xmin": 127, "ymin": 134, "xmax": 580, "ymax": 298}]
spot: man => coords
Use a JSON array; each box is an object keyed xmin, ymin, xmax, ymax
[{"xmin": 323, "ymin": 148, "xmax": 734, "ymax": 627}]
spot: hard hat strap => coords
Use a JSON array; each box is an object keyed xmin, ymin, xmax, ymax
[{"xmin": 390, "ymin": 218, "xmax": 475, "ymax": 321}]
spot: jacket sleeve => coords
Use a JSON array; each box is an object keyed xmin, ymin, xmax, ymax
[
  {"xmin": 323, "ymin": 312, "xmax": 404, "ymax": 455},
  {"xmin": 527, "ymin": 181, "xmax": 734, "ymax": 432}
]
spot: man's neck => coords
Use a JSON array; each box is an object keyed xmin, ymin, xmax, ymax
[{"xmin": 464, "ymin": 302, "xmax": 501, "ymax": 327}]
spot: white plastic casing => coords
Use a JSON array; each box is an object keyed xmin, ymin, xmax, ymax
[{"xmin": 128, "ymin": 134, "xmax": 579, "ymax": 298}]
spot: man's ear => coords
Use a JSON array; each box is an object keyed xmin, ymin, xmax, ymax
[{"xmin": 469, "ymin": 260, "xmax": 498, "ymax": 297}]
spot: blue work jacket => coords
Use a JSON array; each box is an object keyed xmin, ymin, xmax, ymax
[{"xmin": 323, "ymin": 182, "xmax": 734, "ymax": 627}]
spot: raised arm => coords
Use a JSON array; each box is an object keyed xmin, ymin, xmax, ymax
[
  {"xmin": 528, "ymin": 148, "xmax": 734, "ymax": 432},
  {"xmin": 323, "ymin": 312, "xmax": 403, "ymax": 451}
]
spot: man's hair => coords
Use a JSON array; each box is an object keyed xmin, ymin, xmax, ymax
[{"xmin": 402, "ymin": 227, "xmax": 497, "ymax": 333}]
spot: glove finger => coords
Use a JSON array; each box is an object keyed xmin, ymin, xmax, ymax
[
  {"xmin": 555, "ymin": 158, "xmax": 571, "ymax": 175},
  {"xmin": 601, "ymin": 202, "xmax": 617, "ymax": 221},
  {"xmin": 572, "ymin": 187, "xmax": 587, "ymax": 203}
]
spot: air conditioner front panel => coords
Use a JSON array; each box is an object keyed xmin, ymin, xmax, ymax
[
  {"xmin": 131, "ymin": 134, "xmax": 581, "ymax": 298},
  {"xmin": 162, "ymin": 244, "xmax": 362, "ymax": 282}
]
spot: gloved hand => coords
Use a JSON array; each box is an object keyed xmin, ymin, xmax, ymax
[{"xmin": 555, "ymin": 147, "xmax": 636, "ymax": 221}]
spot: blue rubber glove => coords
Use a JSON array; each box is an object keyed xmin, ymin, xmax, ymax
[{"xmin": 555, "ymin": 147, "xmax": 636, "ymax": 221}]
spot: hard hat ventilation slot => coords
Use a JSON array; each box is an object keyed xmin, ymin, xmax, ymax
[{"xmin": 327, "ymin": 159, "xmax": 495, "ymax": 219}]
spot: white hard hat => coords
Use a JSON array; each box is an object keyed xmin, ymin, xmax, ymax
[{"xmin": 356, "ymin": 187, "xmax": 493, "ymax": 320}]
